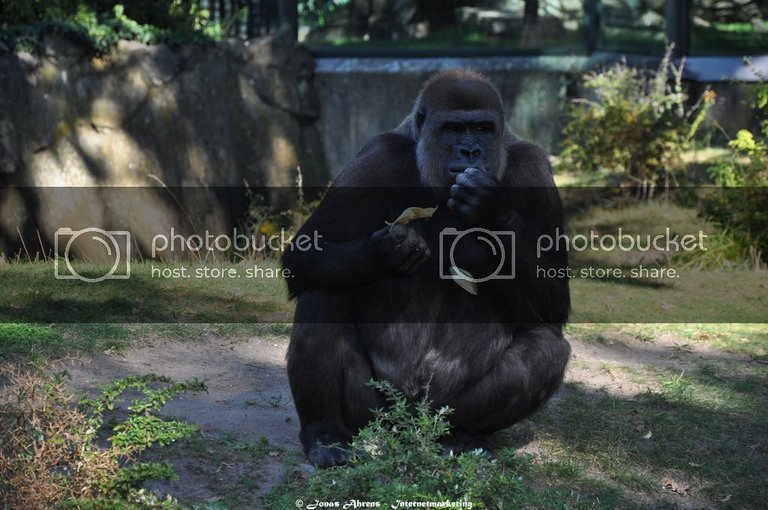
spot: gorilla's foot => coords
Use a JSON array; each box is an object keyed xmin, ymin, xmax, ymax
[
  {"xmin": 440, "ymin": 433, "xmax": 495, "ymax": 457},
  {"xmin": 300, "ymin": 423, "xmax": 352, "ymax": 468}
]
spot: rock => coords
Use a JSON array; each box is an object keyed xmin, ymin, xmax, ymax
[
  {"xmin": 43, "ymin": 34, "xmax": 85, "ymax": 63},
  {"xmin": 117, "ymin": 39, "xmax": 149, "ymax": 53},
  {"xmin": 0, "ymin": 36, "xmax": 329, "ymax": 255},
  {"xmin": 16, "ymin": 52, "xmax": 39, "ymax": 71},
  {"xmin": 90, "ymin": 99, "xmax": 124, "ymax": 129},
  {"xmin": 140, "ymin": 43, "xmax": 180, "ymax": 86},
  {"xmin": 84, "ymin": 67, "xmax": 149, "ymax": 128}
]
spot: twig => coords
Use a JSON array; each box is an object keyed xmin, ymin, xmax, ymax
[
  {"xmin": 36, "ymin": 229, "xmax": 48, "ymax": 262},
  {"xmin": 16, "ymin": 227, "xmax": 31, "ymax": 261}
]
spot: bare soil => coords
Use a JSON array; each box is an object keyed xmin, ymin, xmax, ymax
[
  {"xmin": 56, "ymin": 329, "xmax": 753, "ymax": 508},
  {"xmin": 60, "ymin": 334, "xmax": 303, "ymax": 507}
]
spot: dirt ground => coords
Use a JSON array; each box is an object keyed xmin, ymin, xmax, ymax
[
  {"xmin": 61, "ymin": 334, "xmax": 302, "ymax": 506},
  {"xmin": 57, "ymin": 329, "xmax": 752, "ymax": 508}
]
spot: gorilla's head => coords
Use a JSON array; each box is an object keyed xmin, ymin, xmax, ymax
[{"xmin": 406, "ymin": 70, "xmax": 508, "ymax": 190}]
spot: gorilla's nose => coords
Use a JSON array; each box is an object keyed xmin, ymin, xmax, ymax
[{"xmin": 460, "ymin": 147, "xmax": 482, "ymax": 161}]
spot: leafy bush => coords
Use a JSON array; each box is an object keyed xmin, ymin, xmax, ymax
[
  {"xmin": 0, "ymin": 1, "xmax": 223, "ymax": 54},
  {"xmin": 265, "ymin": 380, "xmax": 594, "ymax": 509},
  {"xmin": 0, "ymin": 369, "xmax": 204, "ymax": 508},
  {"xmin": 702, "ymin": 71, "xmax": 768, "ymax": 265},
  {"xmin": 559, "ymin": 46, "xmax": 715, "ymax": 185}
]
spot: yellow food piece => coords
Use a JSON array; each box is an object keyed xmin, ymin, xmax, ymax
[{"xmin": 386, "ymin": 206, "xmax": 438, "ymax": 227}]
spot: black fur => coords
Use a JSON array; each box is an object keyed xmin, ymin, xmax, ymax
[{"xmin": 283, "ymin": 71, "xmax": 571, "ymax": 468}]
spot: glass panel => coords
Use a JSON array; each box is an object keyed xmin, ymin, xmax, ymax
[
  {"xmin": 298, "ymin": 0, "xmax": 586, "ymax": 54},
  {"xmin": 598, "ymin": 0, "xmax": 667, "ymax": 54},
  {"xmin": 691, "ymin": 1, "xmax": 768, "ymax": 55}
]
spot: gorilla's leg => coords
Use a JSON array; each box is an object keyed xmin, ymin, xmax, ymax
[
  {"xmin": 287, "ymin": 290, "xmax": 380, "ymax": 467},
  {"xmin": 441, "ymin": 325, "xmax": 571, "ymax": 451}
]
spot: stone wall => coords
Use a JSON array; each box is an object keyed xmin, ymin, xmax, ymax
[{"xmin": 0, "ymin": 35, "xmax": 328, "ymax": 259}]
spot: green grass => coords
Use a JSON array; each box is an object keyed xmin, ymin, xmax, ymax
[
  {"xmin": 3, "ymin": 195, "xmax": 768, "ymax": 364},
  {"xmin": 520, "ymin": 360, "xmax": 768, "ymax": 508},
  {"xmin": 1, "ymin": 186, "xmax": 766, "ymax": 507},
  {"xmin": 0, "ymin": 321, "xmax": 289, "ymax": 364},
  {"xmin": 514, "ymin": 318, "xmax": 768, "ymax": 509},
  {"xmin": 568, "ymin": 323, "xmax": 768, "ymax": 360},
  {"xmin": 0, "ymin": 259, "xmax": 291, "ymax": 323}
]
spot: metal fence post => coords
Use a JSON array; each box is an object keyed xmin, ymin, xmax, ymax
[
  {"xmin": 583, "ymin": 0, "xmax": 601, "ymax": 54},
  {"xmin": 279, "ymin": 0, "xmax": 299, "ymax": 40},
  {"xmin": 666, "ymin": 0, "xmax": 691, "ymax": 56}
]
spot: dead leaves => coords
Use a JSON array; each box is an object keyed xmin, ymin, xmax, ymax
[{"xmin": 661, "ymin": 474, "xmax": 692, "ymax": 496}]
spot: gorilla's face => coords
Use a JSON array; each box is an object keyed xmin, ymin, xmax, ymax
[
  {"xmin": 437, "ymin": 111, "xmax": 500, "ymax": 178},
  {"xmin": 416, "ymin": 109, "xmax": 506, "ymax": 191},
  {"xmin": 410, "ymin": 74, "xmax": 508, "ymax": 191}
]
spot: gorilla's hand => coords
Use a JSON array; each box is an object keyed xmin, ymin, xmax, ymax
[
  {"xmin": 447, "ymin": 167, "xmax": 507, "ymax": 226},
  {"xmin": 366, "ymin": 224, "xmax": 431, "ymax": 276}
]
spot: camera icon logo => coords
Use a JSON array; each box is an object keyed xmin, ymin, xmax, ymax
[
  {"xmin": 439, "ymin": 227, "xmax": 515, "ymax": 282},
  {"xmin": 54, "ymin": 228, "xmax": 131, "ymax": 283}
]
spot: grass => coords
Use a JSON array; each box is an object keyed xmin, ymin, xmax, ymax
[
  {"xmin": 1, "ymin": 195, "xmax": 766, "ymax": 363},
  {"xmin": 1, "ymin": 183, "xmax": 767, "ymax": 508},
  {"xmin": 518, "ymin": 358, "xmax": 768, "ymax": 508},
  {"xmin": 0, "ymin": 259, "xmax": 291, "ymax": 323}
]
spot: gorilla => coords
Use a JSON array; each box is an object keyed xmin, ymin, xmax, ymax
[{"xmin": 282, "ymin": 70, "xmax": 570, "ymax": 467}]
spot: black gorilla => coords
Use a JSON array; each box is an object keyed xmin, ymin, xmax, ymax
[{"xmin": 282, "ymin": 70, "xmax": 571, "ymax": 467}]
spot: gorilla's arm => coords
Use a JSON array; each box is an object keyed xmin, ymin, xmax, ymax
[
  {"xmin": 282, "ymin": 134, "xmax": 428, "ymax": 298},
  {"xmin": 495, "ymin": 140, "xmax": 570, "ymax": 323},
  {"xmin": 443, "ymin": 139, "xmax": 568, "ymax": 322}
]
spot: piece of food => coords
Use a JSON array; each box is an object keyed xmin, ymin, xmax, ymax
[
  {"xmin": 450, "ymin": 266, "xmax": 478, "ymax": 295},
  {"xmin": 386, "ymin": 206, "xmax": 438, "ymax": 228}
]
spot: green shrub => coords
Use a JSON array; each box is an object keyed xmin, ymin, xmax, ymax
[
  {"xmin": 559, "ymin": 46, "xmax": 715, "ymax": 185},
  {"xmin": 0, "ymin": 370, "xmax": 204, "ymax": 509},
  {"xmin": 0, "ymin": 1, "xmax": 222, "ymax": 54},
  {"xmin": 702, "ymin": 71, "xmax": 768, "ymax": 265},
  {"xmin": 264, "ymin": 380, "xmax": 595, "ymax": 509}
]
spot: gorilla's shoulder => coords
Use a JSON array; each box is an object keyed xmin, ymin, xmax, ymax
[
  {"xmin": 507, "ymin": 138, "xmax": 549, "ymax": 163},
  {"xmin": 504, "ymin": 138, "xmax": 555, "ymax": 186},
  {"xmin": 334, "ymin": 132, "xmax": 418, "ymax": 186}
]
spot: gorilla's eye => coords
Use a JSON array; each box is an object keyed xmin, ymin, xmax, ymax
[{"xmin": 475, "ymin": 123, "xmax": 494, "ymax": 133}]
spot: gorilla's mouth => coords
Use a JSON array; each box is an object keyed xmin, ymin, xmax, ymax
[{"xmin": 446, "ymin": 165, "xmax": 489, "ymax": 177}]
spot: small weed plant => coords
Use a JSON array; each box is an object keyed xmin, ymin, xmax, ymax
[
  {"xmin": 265, "ymin": 380, "xmax": 594, "ymax": 509},
  {"xmin": 0, "ymin": 369, "xmax": 205, "ymax": 509}
]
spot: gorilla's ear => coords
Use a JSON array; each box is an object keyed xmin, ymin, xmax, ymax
[
  {"xmin": 414, "ymin": 109, "xmax": 426, "ymax": 139},
  {"xmin": 415, "ymin": 110, "xmax": 425, "ymax": 129}
]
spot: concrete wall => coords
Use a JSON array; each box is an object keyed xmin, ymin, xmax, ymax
[
  {"xmin": 314, "ymin": 55, "xmax": 768, "ymax": 178},
  {"xmin": 315, "ymin": 57, "xmax": 577, "ymax": 176}
]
